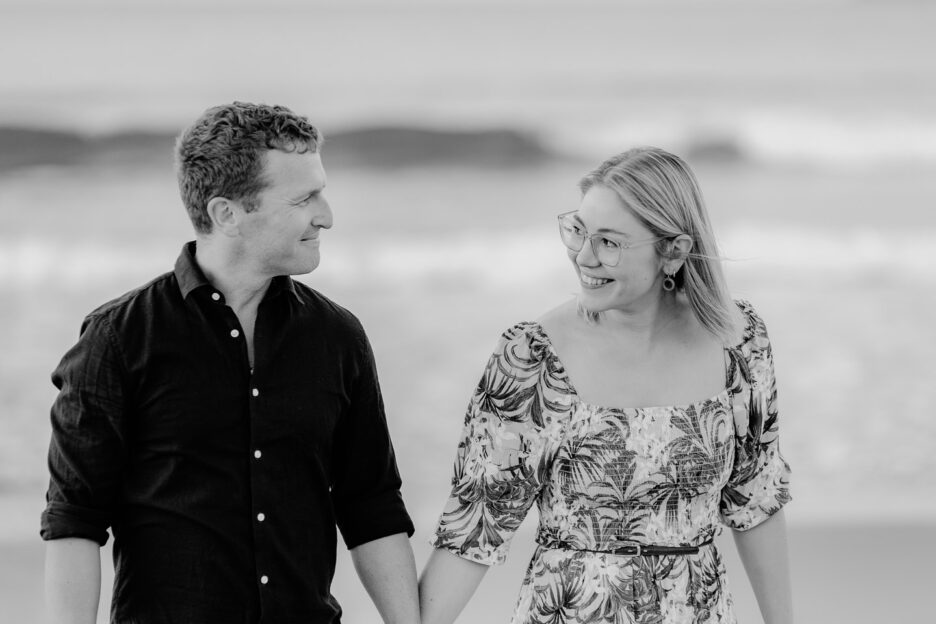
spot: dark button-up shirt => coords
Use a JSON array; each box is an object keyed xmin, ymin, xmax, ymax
[{"xmin": 41, "ymin": 242, "xmax": 414, "ymax": 624}]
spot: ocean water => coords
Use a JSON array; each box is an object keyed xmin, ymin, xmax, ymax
[
  {"xmin": 2, "ymin": 159, "xmax": 935, "ymax": 529},
  {"xmin": 1, "ymin": 3, "xmax": 936, "ymax": 622},
  {"xmin": 2, "ymin": 159, "xmax": 935, "ymax": 624}
]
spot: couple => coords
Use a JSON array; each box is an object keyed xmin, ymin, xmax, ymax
[{"xmin": 41, "ymin": 102, "xmax": 792, "ymax": 624}]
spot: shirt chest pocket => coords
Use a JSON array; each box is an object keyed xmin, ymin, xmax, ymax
[
  {"xmin": 132, "ymin": 371, "xmax": 248, "ymax": 452},
  {"xmin": 253, "ymin": 371, "xmax": 346, "ymax": 459},
  {"xmin": 128, "ymin": 347, "xmax": 249, "ymax": 452}
]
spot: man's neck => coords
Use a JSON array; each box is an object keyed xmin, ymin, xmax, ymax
[{"xmin": 194, "ymin": 237, "xmax": 271, "ymax": 315}]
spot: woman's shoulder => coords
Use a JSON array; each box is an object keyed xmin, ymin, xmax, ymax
[
  {"xmin": 730, "ymin": 298, "xmax": 773, "ymax": 354},
  {"xmin": 487, "ymin": 300, "xmax": 576, "ymax": 364},
  {"xmin": 535, "ymin": 298, "xmax": 578, "ymax": 340}
]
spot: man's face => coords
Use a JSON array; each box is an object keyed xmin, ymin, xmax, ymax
[{"xmin": 237, "ymin": 149, "xmax": 331, "ymax": 278}]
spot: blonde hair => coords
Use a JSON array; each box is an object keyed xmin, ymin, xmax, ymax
[{"xmin": 578, "ymin": 146, "xmax": 737, "ymax": 344}]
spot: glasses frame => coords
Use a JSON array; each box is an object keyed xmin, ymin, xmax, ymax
[{"xmin": 557, "ymin": 211, "xmax": 667, "ymax": 267}]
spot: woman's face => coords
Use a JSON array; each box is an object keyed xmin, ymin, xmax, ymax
[{"xmin": 568, "ymin": 185, "xmax": 665, "ymax": 315}]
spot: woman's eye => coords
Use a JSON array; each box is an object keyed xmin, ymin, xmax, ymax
[{"xmin": 599, "ymin": 237, "xmax": 620, "ymax": 250}]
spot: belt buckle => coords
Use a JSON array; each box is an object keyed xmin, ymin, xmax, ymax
[{"xmin": 616, "ymin": 540, "xmax": 643, "ymax": 557}]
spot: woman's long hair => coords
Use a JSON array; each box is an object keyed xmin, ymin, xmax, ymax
[{"xmin": 578, "ymin": 146, "xmax": 738, "ymax": 344}]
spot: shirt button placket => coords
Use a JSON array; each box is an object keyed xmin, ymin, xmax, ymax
[{"xmin": 250, "ymin": 382, "xmax": 269, "ymax": 596}]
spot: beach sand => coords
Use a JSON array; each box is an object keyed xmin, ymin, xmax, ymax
[{"xmin": 4, "ymin": 518, "xmax": 933, "ymax": 623}]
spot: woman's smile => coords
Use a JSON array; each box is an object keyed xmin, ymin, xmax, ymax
[{"xmin": 579, "ymin": 273, "xmax": 612, "ymax": 288}]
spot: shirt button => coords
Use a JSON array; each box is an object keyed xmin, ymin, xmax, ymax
[
  {"xmin": 257, "ymin": 512, "xmax": 266, "ymax": 522},
  {"xmin": 252, "ymin": 388, "xmax": 260, "ymax": 397},
  {"xmin": 260, "ymin": 575, "xmax": 269, "ymax": 585},
  {"xmin": 230, "ymin": 329, "xmax": 240, "ymax": 338},
  {"xmin": 254, "ymin": 450, "xmax": 262, "ymax": 459},
  {"xmin": 211, "ymin": 292, "xmax": 221, "ymax": 301}
]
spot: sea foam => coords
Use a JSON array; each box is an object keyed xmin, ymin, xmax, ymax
[{"xmin": 2, "ymin": 224, "xmax": 933, "ymax": 289}]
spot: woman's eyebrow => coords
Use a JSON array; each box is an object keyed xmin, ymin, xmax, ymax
[
  {"xmin": 594, "ymin": 226, "xmax": 630, "ymax": 237},
  {"xmin": 573, "ymin": 213, "xmax": 630, "ymax": 237}
]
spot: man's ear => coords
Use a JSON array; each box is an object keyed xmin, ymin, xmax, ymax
[{"xmin": 205, "ymin": 197, "xmax": 240, "ymax": 236}]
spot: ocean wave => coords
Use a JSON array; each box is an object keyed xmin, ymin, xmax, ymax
[
  {"xmin": 2, "ymin": 225, "xmax": 934, "ymax": 288},
  {"xmin": 5, "ymin": 110, "xmax": 936, "ymax": 174},
  {"xmin": 548, "ymin": 111, "xmax": 936, "ymax": 167}
]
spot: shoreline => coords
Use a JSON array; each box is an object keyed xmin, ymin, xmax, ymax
[{"xmin": 7, "ymin": 521, "xmax": 934, "ymax": 624}]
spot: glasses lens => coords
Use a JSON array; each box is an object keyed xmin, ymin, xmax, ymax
[
  {"xmin": 558, "ymin": 217, "xmax": 584, "ymax": 251},
  {"xmin": 595, "ymin": 240, "xmax": 620, "ymax": 266}
]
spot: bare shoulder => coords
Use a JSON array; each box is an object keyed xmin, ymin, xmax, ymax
[
  {"xmin": 536, "ymin": 298, "xmax": 580, "ymax": 343},
  {"xmin": 670, "ymin": 296, "xmax": 747, "ymax": 350},
  {"xmin": 536, "ymin": 299, "xmax": 578, "ymax": 332}
]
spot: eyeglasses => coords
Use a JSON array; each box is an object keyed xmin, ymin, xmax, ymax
[{"xmin": 557, "ymin": 211, "xmax": 666, "ymax": 267}]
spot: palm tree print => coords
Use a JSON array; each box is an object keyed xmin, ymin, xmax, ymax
[{"xmin": 431, "ymin": 301, "xmax": 791, "ymax": 622}]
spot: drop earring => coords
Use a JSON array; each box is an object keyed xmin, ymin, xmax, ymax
[{"xmin": 662, "ymin": 271, "xmax": 676, "ymax": 292}]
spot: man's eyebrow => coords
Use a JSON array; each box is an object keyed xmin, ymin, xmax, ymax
[{"xmin": 290, "ymin": 187, "xmax": 324, "ymax": 203}]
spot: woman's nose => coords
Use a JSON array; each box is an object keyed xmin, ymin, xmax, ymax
[{"xmin": 575, "ymin": 238, "xmax": 600, "ymax": 266}]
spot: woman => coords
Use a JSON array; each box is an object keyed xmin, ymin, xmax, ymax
[{"xmin": 419, "ymin": 147, "xmax": 793, "ymax": 624}]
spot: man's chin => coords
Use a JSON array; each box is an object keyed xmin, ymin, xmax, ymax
[
  {"xmin": 277, "ymin": 257, "xmax": 320, "ymax": 277},
  {"xmin": 294, "ymin": 262, "xmax": 319, "ymax": 276}
]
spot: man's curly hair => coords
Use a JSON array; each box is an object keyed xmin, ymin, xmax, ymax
[{"xmin": 175, "ymin": 102, "xmax": 322, "ymax": 234}]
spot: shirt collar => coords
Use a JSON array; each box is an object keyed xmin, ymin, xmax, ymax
[
  {"xmin": 174, "ymin": 241, "xmax": 301, "ymax": 303},
  {"xmin": 174, "ymin": 241, "xmax": 211, "ymax": 299}
]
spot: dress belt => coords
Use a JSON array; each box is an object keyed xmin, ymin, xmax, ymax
[{"xmin": 538, "ymin": 536, "xmax": 714, "ymax": 557}]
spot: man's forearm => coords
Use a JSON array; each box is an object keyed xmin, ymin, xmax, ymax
[
  {"xmin": 350, "ymin": 532, "xmax": 419, "ymax": 624},
  {"xmin": 44, "ymin": 537, "xmax": 102, "ymax": 624}
]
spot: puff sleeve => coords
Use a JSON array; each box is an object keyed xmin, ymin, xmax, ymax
[
  {"xmin": 430, "ymin": 323, "xmax": 570, "ymax": 565},
  {"xmin": 720, "ymin": 302, "xmax": 792, "ymax": 531}
]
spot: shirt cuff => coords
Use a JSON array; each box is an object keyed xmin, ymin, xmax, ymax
[
  {"xmin": 40, "ymin": 501, "xmax": 111, "ymax": 546},
  {"xmin": 335, "ymin": 490, "xmax": 415, "ymax": 549}
]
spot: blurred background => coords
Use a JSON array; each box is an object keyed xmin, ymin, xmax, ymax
[{"xmin": 1, "ymin": 0, "xmax": 934, "ymax": 622}]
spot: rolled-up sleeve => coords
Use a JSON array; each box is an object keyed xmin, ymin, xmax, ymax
[
  {"xmin": 41, "ymin": 313, "xmax": 128, "ymax": 545},
  {"xmin": 720, "ymin": 314, "xmax": 792, "ymax": 531},
  {"xmin": 331, "ymin": 332, "xmax": 414, "ymax": 549}
]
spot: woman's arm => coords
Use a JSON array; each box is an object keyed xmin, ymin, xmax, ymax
[
  {"xmin": 732, "ymin": 509, "xmax": 793, "ymax": 624},
  {"xmin": 418, "ymin": 548, "xmax": 490, "ymax": 624}
]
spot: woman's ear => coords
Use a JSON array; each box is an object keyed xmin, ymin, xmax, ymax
[{"xmin": 664, "ymin": 234, "xmax": 694, "ymax": 274}]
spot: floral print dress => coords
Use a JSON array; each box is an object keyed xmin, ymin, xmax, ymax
[{"xmin": 431, "ymin": 300, "xmax": 791, "ymax": 624}]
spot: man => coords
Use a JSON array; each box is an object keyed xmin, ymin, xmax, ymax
[{"xmin": 41, "ymin": 102, "xmax": 419, "ymax": 623}]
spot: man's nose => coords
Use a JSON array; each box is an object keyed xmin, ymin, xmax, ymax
[{"xmin": 313, "ymin": 197, "xmax": 333, "ymax": 229}]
